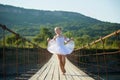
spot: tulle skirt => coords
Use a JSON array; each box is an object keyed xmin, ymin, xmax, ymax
[{"xmin": 47, "ymin": 39, "xmax": 75, "ymax": 55}]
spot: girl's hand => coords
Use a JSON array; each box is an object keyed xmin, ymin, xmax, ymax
[
  {"xmin": 47, "ymin": 38, "xmax": 50, "ymax": 42},
  {"xmin": 65, "ymin": 37, "xmax": 74, "ymax": 44},
  {"xmin": 71, "ymin": 37, "xmax": 74, "ymax": 41}
]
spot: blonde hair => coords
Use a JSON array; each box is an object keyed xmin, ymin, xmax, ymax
[{"xmin": 54, "ymin": 27, "xmax": 62, "ymax": 31}]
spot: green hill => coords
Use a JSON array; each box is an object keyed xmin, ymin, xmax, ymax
[{"xmin": 0, "ymin": 4, "xmax": 120, "ymax": 40}]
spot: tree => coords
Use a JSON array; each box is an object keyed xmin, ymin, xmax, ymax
[
  {"xmin": 6, "ymin": 34, "xmax": 16, "ymax": 47},
  {"xmin": 15, "ymin": 38, "xmax": 26, "ymax": 47},
  {"xmin": 33, "ymin": 27, "xmax": 53, "ymax": 48},
  {"xmin": 0, "ymin": 40, "xmax": 3, "ymax": 47},
  {"xmin": 82, "ymin": 35, "xmax": 91, "ymax": 43},
  {"xmin": 64, "ymin": 31, "xmax": 73, "ymax": 38}
]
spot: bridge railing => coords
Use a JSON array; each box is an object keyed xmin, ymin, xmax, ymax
[
  {"xmin": 67, "ymin": 30, "xmax": 120, "ymax": 80},
  {"xmin": 0, "ymin": 24, "xmax": 52, "ymax": 80}
]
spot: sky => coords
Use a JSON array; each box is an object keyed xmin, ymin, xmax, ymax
[{"xmin": 0, "ymin": 0, "xmax": 120, "ymax": 23}]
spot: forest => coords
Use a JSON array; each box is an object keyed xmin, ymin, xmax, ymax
[{"xmin": 0, "ymin": 4, "xmax": 120, "ymax": 48}]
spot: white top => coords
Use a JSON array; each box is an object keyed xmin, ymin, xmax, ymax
[{"xmin": 47, "ymin": 36, "xmax": 74, "ymax": 55}]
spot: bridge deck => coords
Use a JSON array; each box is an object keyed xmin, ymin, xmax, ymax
[{"xmin": 29, "ymin": 55, "xmax": 94, "ymax": 80}]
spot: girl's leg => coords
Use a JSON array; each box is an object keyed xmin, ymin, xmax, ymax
[
  {"xmin": 57, "ymin": 54, "xmax": 64, "ymax": 73},
  {"xmin": 62, "ymin": 55, "xmax": 66, "ymax": 73}
]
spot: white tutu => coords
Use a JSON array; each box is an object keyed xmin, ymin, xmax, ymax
[{"xmin": 47, "ymin": 36, "xmax": 75, "ymax": 55}]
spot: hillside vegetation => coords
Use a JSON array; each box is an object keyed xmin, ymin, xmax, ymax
[{"xmin": 0, "ymin": 4, "xmax": 120, "ymax": 48}]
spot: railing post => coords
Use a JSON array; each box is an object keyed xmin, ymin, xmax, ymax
[
  {"xmin": 78, "ymin": 50, "xmax": 80, "ymax": 67},
  {"xmin": 82, "ymin": 46, "xmax": 86, "ymax": 71},
  {"xmin": 15, "ymin": 34, "xmax": 19, "ymax": 77},
  {"xmin": 2, "ymin": 25, "xmax": 6, "ymax": 80},
  {"xmin": 100, "ymin": 37, "xmax": 108, "ymax": 80},
  {"xmin": 37, "ymin": 47, "xmax": 40, "ymax": 68},
  {"xmin": 94, "ymin": 41, "xmax": 100, "ymax": 80},
  {"xmin": 80, "ymin": 48, "xmax": 83, "ymax": 68},
  {"xmin": 22, "ymin": 38, "xmax": 26, "ymax": 76},
  {"xmin": 38, "ymin": 48, "xmax": 41, "ymax": 65},
  {"xmin": 27, "ymin": 44, "xmax": 30, "ymax": 69},
  {"xmin": 115, "ymin": 31, "xmax": 120, "ymax": 50}
]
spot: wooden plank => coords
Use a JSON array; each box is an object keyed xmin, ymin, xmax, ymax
[
  {"xmin": 64, "ymin": 61, "xmax": 74, "ymax": 80},
  {"xmin": 52, "ymin": 62, "xmax": 60, "ymax": 80},
  {"xmin": 65, "ymin": 68, "xmax": 74, "ymax": 80},
  {"xmin": 66, "ymin": 58, "xmax": 82, "ymax": 80},
  {"xmin": 67, "ymin": 59, "xmax": 94, "ymax": 80},
  {"xmin": 29, "ymin": 57, "xmax": 53, "ymax": 80},
  {"xmin": 39, "ymin": 62, "xmax": 53, "ymax": 80},
  {"xmin": 59, "ymin": 67, "xmax": 66, "ymax": 80},
  {"xmin": 29, "ymin": 55, "xmax": 94, "ymax": 80},
  {"xmin": 36, "ymin": 58, "xmax": 54, "ymax": 80},
  {"xmin": 44, "ymin": 63, "xmax": 55, "ymax": 80}
]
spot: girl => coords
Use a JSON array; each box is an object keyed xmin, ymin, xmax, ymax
[{"xmin": 47, "ymin": 27, "xmax": 74, "ymax": 74}]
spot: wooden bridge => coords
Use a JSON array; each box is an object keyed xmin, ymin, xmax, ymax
[
  {"xmin": 29, "ymin": 55, "xmax": 94, "ymax": 80},
  {"xmin": 0, "ymin": 24, "xmax": 120, "ymax": 80}
]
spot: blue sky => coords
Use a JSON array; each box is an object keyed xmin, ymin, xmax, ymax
[{"xmin": 0, "ymin": 0, "xmax": 120, "ymax": 23}]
